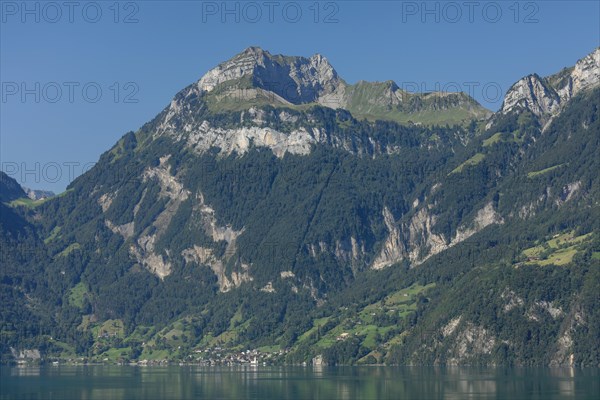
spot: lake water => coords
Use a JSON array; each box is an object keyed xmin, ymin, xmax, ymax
[{"xmin": 1, "ymin": 365, "xmax": 598, "ymax": 399}]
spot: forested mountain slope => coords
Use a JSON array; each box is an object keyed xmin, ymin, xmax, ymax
[{"xmin": 1, "ymin": 47, "xmax": 598, "ymax": 366}]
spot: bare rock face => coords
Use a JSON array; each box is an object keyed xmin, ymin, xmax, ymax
[
  {"xmin": 501, "ymin": 48, "xmax": 599, "ymax": 119},
  {"xmin": 550, "ymin": 304, "xmax": 586, "ymax": 366},
  {"xmin": 180, "ymin": 192, "xmax": 250, "ymax": 292},
  {"xmin": 371, "ymin": 202, "xmax": 503, "ymax": 269},
  {"xmin": 25, "ymin": 188, "xmax": 55, "ymax": 201},
  {"xmin": 557, "ymin": 47, "xmax": 600, "ymax": 102},
  {"xmin": 445, "ymin": 322, "xmax": 497, "ymax": 365},
  {"xmin": 198, "ymin": 47, "xmax": 346, "ymax": 107},
  {"xmin": 127, "ymin": 156, "xmax": 191, "ymax": 280},
  {"xmin": 308, "ymin": 236, "xmax": 367, "ymax": 274},
  {"xmin": 181, "ymin": 245, "xmax": 252, "ymax": 293},
  {"xmin": 184, "ymin": 121, "xmax": 316, "ymax": 158},
  {"xmin": 160, "ymin": 109, "xmax": 409, "ymax": 159},
  {"xmin": 501, "ymin": 74, "xmax": 561, "ymax": 116}
]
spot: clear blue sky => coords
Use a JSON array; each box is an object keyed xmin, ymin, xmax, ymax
[{"xmin": 1, "ymin": 0, "xmax": 598, "ymax": 192}]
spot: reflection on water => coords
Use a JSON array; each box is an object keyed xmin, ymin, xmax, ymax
[{"xmin": 1, "ymin": 365, "xmax": 598, "ymax": 400}]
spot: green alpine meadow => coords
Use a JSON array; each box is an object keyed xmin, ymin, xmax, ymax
[{"xmin": 1, "ymin": 46, "xmax": 599, "ymax": 368}]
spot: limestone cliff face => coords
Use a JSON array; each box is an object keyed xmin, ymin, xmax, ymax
[
  {"xmin": 183, "ymin": 120, "xmax": 315, "ymax": 158},
  {"xmin": 501, "ymin": 48, "xmax": 599, "ymax": 120},
  {"xmin": 307, "ymin": 236, "xmax": 367, "ymax": 274},
  {"xmin": 501, "ymin": 74, "xmax": 562, "ymax": 117},
  {"xmin": 555, "ymin": 48, "xmax": 600, "ymax": 102},
  {"xmin": 550, "ymin": 304, "xmax": 586, "ymax": 367},
  {"xmin": 372, "ymin": 202, "xmax": 503, "ymax": 270},
  {"xmin": 179, "ymin": 192, "xmax": 251, "ymax": 293},
  {"xmin": 159, "ymin": 106, "xmax": 409, "ymax": 158},
  {"xmin": 198, "ymin": 47, "xmax": 346, "ymax": 107},
  {"xmin": 128, "ymin": 156, "xmax": 191, "ymax": 279}
]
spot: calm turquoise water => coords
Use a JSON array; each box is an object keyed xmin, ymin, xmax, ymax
[{"xmin": 1, "ymin": 366, "xmax": 598, "ymax": 399}]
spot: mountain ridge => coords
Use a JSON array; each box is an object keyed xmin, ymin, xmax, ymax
[
  {"xmin": 194, "ymin": 46, "xmax": 491, "ymax": 125},
  {"xmin": 500, "ymin": 47, "xmax": 599, "ymax": 124}
]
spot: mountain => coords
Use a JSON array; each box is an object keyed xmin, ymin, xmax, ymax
[
  {"xmin": 1, "ymin": 47, "xmax": 598, "ymax": 367},
  {"xmin": 198, "ymin": 46, "xmax": 491, "ymax": 125},
  {"xmin": 199, "ymin": 47, "xmax": 345, "ymax": 107},
  {"xmin": 500, "ymin": 48, "xmax": 600, "ymax": 126},
  {"xmin": 24, "ymin": 188, "xmax": 55, "ymax": 201},
  {"xmin": 0, "ymin": 172, "xmax": 26, "ymax": 203}
]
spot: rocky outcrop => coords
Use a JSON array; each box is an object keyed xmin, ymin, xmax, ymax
[
  {"xmin": 24, "ymin": 188, "xmax": 55, "ymax": 201},
  {"xmin": 550, "ymin": 305, "xmax": 586, "ymax": 366},
  {"xmin": 108, "ymin": 152, "xmax": 250, "ymax": 287},
  {"xmin": 129, "ymin": 156, "xmax": 190, "ymax": 279},
  {"xmin": 98, "ymin": 192, "xmax": 115, "ymax": 212},
  {"xmin": 526, "ymin": 301, "xmax": 564, "ymax": 322},
  {"xmin": 260, "ymin": 282, "xmax": 275, "ymax": 293},
  {"xmin": 143, "ymin": 156, "xmax": 190, "ymax": 202},
  {"xmin": 556, "ymin": 181, "xmax": 581, "ymax": 206},
  {"xmin": 501, "ymin": 74, "xmax": 561, "ymax": 117},
  {"xmin": 445, "ymin": 322, "xmax": 497, "ymax": 365},
  {"xmin": 182, "ymin": 245, "xmax": 252, "ymax": 292},
  {"xmin": 198, "ymin": 47, "xmax": 346, "ymax": 107},
  {"xmin": 184, "ymin": 120, "xmax": 315, "ymax": 158},
  {"xmin": 501, "ymin": 48, "xmax": 599, "ymax": 121},
  {"xmin": 180, "ymin": 192, "xmax": 249, "ymax": 292},
  {"xmin": 442, "ymin": 316, "xmax": 462, "ymax": 338},
  {"xmin": 515, "ymin": 181, "xmax": 582, "ymax": 219},
  {"xmin": 105, "ymin": 220, "xmax": 134, "ymax": 240},
  {"xmin": 159, "ymin": 110, "xmax": 419, "ymax": 158},
  {"xmin": 152, "ymin": 47, "xmax": 492, "ymax": 158},
  {"xmin": 372, "ymin": 202, "xmax": 503, "ymax": 269},
  {"xmin": 130, "ymin": 233, "xmax": 172, "ymax": 279},
  {"xmin": 308, "ymin": 236, "xmax": 366, "ymax": 273},
  {"xmin": 280, "ymin": 271, "xmax": 295, "ymax": 279},
  {"xmin": 554, "ymin": 48, "xmax": 600, "ymax": 102},
  {"xmin": 501, "ymin": 289, "xmax": 525, "ymax": 313},
  {"xmin": 10, "ymin": 347, "xmax": 41, "ymax": 362},
  {"xmin": 416, "ymin": 317, "xmax": 497, "ymax": 365}
]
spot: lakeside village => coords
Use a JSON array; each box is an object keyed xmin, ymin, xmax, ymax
[{"xmin": 8, "ymin": 346, "xmax": 304, "ymax": 367}]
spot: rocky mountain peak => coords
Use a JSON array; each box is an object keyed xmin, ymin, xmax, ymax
[
  {"xmin": 165, "ymin": 48, "xmax": 490, "ymax": 129},
  {"xmin": 241, "ymin": 45, "xmax": 268, "ymax": 57},
  {"xmin": 501, "ymin": 47, "xmax": 599, "ymax": 119},
  {"xmin": 556, "ymin": 47, "xmax": 600, "ymax": 102},
  {"xmin": 501, "ymin": 74, "xmax": 561, "ymax": 116},
  {"xmin": 197, "ymin": 46, "xmax": 345, "ymax": 106}
]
